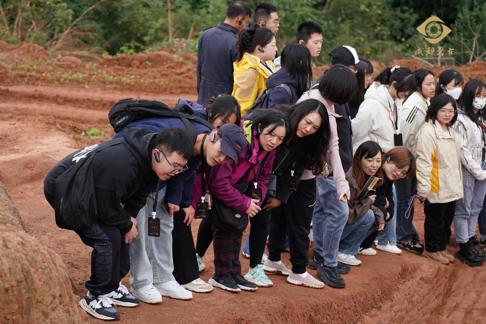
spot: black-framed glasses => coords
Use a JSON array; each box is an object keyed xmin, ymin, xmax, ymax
[{"xmin": 157, "ymin": 149, "xmax": 189, "ymax": 175}]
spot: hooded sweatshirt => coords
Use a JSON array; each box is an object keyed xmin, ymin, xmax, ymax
[
  {"xmin": 45, "ymin": 128, "xmax": 160, "ymax": 232},
  {"xmin": 265, "ymin": 67, "xmax": 298, "ymax": 108},
  {"xmin": 352, "ymin": 84, "xmax": 397, "ymax": 152}
]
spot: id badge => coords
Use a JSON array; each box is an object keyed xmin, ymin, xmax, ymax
[
  {"xmin": 196, "ymin": 199, "xmax": 209, "ymax": 219},
  {"xmin": 148, "ymin": 217, "xmax": 160, "ymax": 237}
]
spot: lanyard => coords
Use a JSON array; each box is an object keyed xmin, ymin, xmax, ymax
[{"xmin": 151, "ymin": 180, "xmax": 161, "ymax": 219}]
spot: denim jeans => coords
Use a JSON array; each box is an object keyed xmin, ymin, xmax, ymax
[
  {"xmin": 339, "ymin": 209, "xmax": 375, "ymax": 255},
  {"xmin": 129, "ymin": 187, "xmax": 176, "ymax": 289},
  {"xmin": 454, "ymin": 170, "xmax": 486, "ymax": 243},
  {"xmin": 377, "ymin": 184, "xmax": 398, "ymax": 245},
  {"xmin": 395, "ymin": 177, "xmax": 419, "ymax": 241},
  {"xmin": 312, "ymin": 176, "xmax": 349, "ymax": 267}
]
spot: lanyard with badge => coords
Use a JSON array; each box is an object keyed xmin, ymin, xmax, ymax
[
  {"xmin": 148, "ymin": 180, "xmax": 162, "ymax": 237},
  {"xmin": 196, "ymin": 134, "xmax": 211, "ymax": 219}
]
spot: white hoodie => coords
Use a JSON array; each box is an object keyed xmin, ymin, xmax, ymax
[
  {"xmin": 400, "ymin": 91, "xmax": 429, "ymax": 155},
  {"xmin": 352, "ymin": 83, "xmax": 397, "ymax": 152}
]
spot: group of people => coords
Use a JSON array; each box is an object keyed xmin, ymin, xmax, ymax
[{"xmin": 43, "ymin": 1, "xmax": 486, "ymax": 321}]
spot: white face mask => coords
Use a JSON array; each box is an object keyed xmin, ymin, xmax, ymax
[
  {"xmin": 445, "ymin": 87, "xmax": 462, "ymax": 100},
  {"xmin": 473, "ymin": 97, "xmax": 486, "ymax": 110}
]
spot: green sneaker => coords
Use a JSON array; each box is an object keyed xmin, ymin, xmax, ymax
[{"xmin": 244, "ymin": 264, "xmax": 273, "ymax": 287}]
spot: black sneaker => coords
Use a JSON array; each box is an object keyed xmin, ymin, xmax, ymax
[
  {"xmin": 397, "ymin": 239, "xmax": 424, "ymax": 255},
  {"xmin": 106, "ymin": 283, "xmax": 139, "ymax": 307},
  {"xmin": 317, "ymin": 265, "xmax": 345, "ymax": 289},
  {"xmin": 209, "ymin": 274, "xmax": 241, "ymax": 293},
  {"xmin": 470, "ymin": 236, "xmax": 480, "ymax": 245},
  {"xmin": 231, "ymin": 273, "xmax": 258, "ymax": 291},
  {"xmin": 308, "ymin": 252, "xmax": 324, "ymax": 270},
  {"xmin": 337, "ymin": 262, "xmax": 351, "ymax": 274},
  {"xmin": 79, "ymin": 292, "xmax": 120, "ymax": 321}
]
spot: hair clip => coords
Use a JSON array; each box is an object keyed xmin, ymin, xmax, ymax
[{"xmin": 390, "ymin": 65, "xmax": 401, "ymax": 73}]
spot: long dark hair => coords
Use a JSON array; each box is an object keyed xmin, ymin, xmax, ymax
[
  {"xmin": 281, "ymin": 44, "xmax": 312, "ymax": 97},
  {"xmin": 352, "ymin": 141, "xmax": 383, "ymax": 188},
  {"xmin": 458, "ymin": 79, "xmax": 485, "ymax": 124},
  {"xmin": 236, "ymin": 25, "xmax": 274, "ymax": 61},
  {"xmin": 414, "ymin": 69, "xmax": 434, "ymax": 95},
  {"xmin": 375, "ymin": 66, "xmax": 415, "ymax": 93},
  {"xmin": 425, "ymin": 93, "xmax": 458, "ymax": 126},
  {"xmin": 318, "ymin": 64, "xmax": 358, "ymax": 104},
  {"xmin": 281, "ymin": 99, "xmax": 331, "ymax": 174},
  {"xmin": 207, "ymin": 95, "xmax": 241, "ymax": 125},
  {"xmin": 349, "ymin": 57, "xmax": 372, "ymax": 114}
]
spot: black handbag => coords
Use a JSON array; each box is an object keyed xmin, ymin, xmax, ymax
[{"xmin": 212, "ymin": 153, "xmax": 269, "ymax": 232}]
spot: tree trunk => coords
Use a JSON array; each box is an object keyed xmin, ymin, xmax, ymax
[
  {"xmin": 167, "ymin": 0, "xmax": 173, "ymax": 44},
  {"xmin": 187, "ymin": 21, "xmax": 195, "ymax": 39}
]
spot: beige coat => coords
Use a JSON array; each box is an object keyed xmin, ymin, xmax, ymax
[{"xmin": 415, "ymin": 120, "xmax": 463, "ymax": 203}]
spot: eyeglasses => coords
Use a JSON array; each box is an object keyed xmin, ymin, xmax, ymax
[
  {"xmin": 393, "ymin": 165, "xmax": 409, "ymax": 179},
  {"xmin": 157, "ymin": 149, "xmax": 188, "ymax": 175}
]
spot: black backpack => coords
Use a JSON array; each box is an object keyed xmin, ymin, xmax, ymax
[
  {"xmin": 246, "ymin": 83, "xmax": 292, "ymax": 115},
  {"xmin": 53, "ymin": 138, "xmax": 126, "ymax": 230},
  {"xmin": 108, "ymin": 98, "xmax": 213, "ymax": 140}
]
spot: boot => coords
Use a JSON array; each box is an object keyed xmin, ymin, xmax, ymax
[{"xmin": 455, "ymin": 241, "xmax": 484, "ymax": 267}]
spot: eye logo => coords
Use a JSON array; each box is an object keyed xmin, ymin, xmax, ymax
[{"xmin": 416, "ymin": 15, "xmax": 451, "ymax": 44}]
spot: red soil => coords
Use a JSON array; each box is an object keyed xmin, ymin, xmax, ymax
[{"xmin": 1, "ymin": 43, "xmax": 485, "ymax": 323}]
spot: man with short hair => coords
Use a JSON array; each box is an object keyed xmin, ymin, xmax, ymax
[
  {"xmin": 197, "ymin": 2, "xmax": 252, "ymax": 106},
  {"xmin": 296, "ymin": 21, "xmax": 324, "ymax": 58},
  {"xmin": 254, "ymin": 3, "xmax": 279, "ymax": 34},
  {"xmin": 44, "ymin": 127, "xmax": 194, "ymax": 320}
]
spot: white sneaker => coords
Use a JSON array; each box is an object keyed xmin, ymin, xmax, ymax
[
  {"xmin": 196, "ymin": 253, "xmax": 206, "ymax": 272},
  {"xmin": 263, "ymin": 259, "xmax": 290, "ymax": 276},
  {"xmin": 358, "ymin": 247, "xmax": 377, "ymax": 256},
  {"xmin": 183, "ymin": 278, "xmax": 214, "ymax": 293},
  {"xmin": 337, "ymin": 252, "xmax": 362, "ymax": 266},
  {"xmin": 286, "ymin": 271, "xmax": 324, "ymax": 289},
  {"xmin": 156, "ymin": 280, "xmax": 192, "ymax": 300},
  {"xmin": 244, "ymin": 264, "xmax": 273, "ymax": 287},
  {"xmin": 376, "ymin": 243, "xmax": 402, "ymax": 254},
  {"xmin": 131, "ymin": 285, "xmax": 162, "ymax": 304}
]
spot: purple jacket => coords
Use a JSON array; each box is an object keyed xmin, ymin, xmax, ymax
[{"xmin": 209, "ymin": 140, "xmax": 275, "ymax": 213}]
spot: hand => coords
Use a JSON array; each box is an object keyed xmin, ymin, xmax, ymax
[
  {"xmin": 264, "ymin": 198, "xmax": 281, "ymax": 211},
  {"xmin": 385, "ymin": 198, "xmax": 389, "ymax": 208},
  {"xmin": 339, "ymin": 192, "xmax": 349, "ymax": 202},
  {"xmin": 246, "ymin": 199, "xmax": 261, "ymax": 217},
  {"xmin": 377, "ymin": 223, "xmax": 385, "ymax": 231},
  {"xmin": 124, "ymin": 218, "xmax": 138, "ymax": 244},
  {"xmin": 367, "ymin": 194, "xmax": 376, "ymax": 204},
  {"xmin": 183, "ymin": 206, "xmax": 195, "ymax": 226},
  {"xmin": 415, "ymin": 195, "xmax": 426, "ymax": 204},
  {"xmin": 167, "ymin": 203, "xmax": 180, "ymax": 216}
]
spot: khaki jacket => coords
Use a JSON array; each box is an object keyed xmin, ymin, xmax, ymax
[
  {"xmin": 415, "ymin": 121, "xmax": 463, "ymax": 203},
  {"xmin": 232, "ymin": 52, "xmax": 275, "ymax": 115}
]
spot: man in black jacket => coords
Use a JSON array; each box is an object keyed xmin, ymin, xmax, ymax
[{"xmin": 44, "ymin": 128, "xmax": 193, "ymax": 321}]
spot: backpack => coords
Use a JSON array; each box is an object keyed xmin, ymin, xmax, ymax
[
  {"xmin": 53, "ymin": 138, "xmax": 126, "ymax": 230},
  {"xmin": 247, "ymin": 83, "xmax": 292, "ymax": 114},
  {"xmin": 108, "ymin": 98, "xmax": 213, "ymax": 141}
]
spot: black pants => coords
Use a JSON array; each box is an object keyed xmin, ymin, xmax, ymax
[
  {"xmin": 424, "ymin": 200, "xmax": 456, "ymax": 252},
  {"xmin": 268, "ymin": 178, "xmax": 316, "ymax": 274},
  {"xmin": 77, "ymin": 223, "xmax": 129, "ymax": 296},
  {"xmin": 196, "ymin": 216, "xmax": 213, "ymax": 257},
  {"xmin": 249, "ymin": 210, "xmax": 270, "ymax": 268},
  {"xmin": 172, "ymin": 209, "xmax": 199, "ymax": 285}
]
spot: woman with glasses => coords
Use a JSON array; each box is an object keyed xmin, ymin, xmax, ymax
[
  {"xmin": 415, "ymin": 93, "xmax": 463, "ymax": 265},
  {"xmin": 360, "ymin": 146, "xmax": 416, "ymax": 256}
]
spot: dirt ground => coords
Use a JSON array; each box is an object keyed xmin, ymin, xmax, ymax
[{"xmin": 1, "ymin": 43, "xmax": 486, "ymax": 323}]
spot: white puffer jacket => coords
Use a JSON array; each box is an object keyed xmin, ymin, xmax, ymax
[
  {"xmin": 352, "ymin": 83, "xmax": 397, "ymax": 153},
  {"xmin": 400, "ymin": 91, "xmax": 429, "ymax": 155},
  {"xmin": 452, "ymin": 110, "xmax": 486, "ymax": 180}
]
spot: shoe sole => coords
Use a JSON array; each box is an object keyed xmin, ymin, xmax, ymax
[
  {"xmin": 208, "ymin": 278, "xmax": 241, "ymax": 293},
  {"xmin": 263, "ymin": 264, "xmax": 290, "ymax": 276},
  {"xmin": 244, "ymin": 275, "xmax": 273, "ymax": 287},
  {"xmin": 286, "ymin": 276, "xmax": 324, "ymax": 289},
  {"xmin": 455, "ymin": 252, "xmax": 483, "ymax": 267},
  {"xmin": 375, "ymin": 246, "xmax": 402, "ymax": 255},
  {"xmin": 242, "ymin": 252, "xmax": 250, "ymax": 259},
  {"xmin": 79, "ymin": 299, "xmax": 119, "ymax": 321},
  {"xmin": 110, "ymin": 299, "xmax": 139, "ymax": 307},
  {"xmin": 131, "ymin": 291, "xmax": 162, "ymax": 304},
  {"xmin": 184, "ymin": 286, "xmax": 214, "ymax": 293},
  {"xmin": 337, "ymin": 258, "xmax": 361, "ymax": 266},
  {"xmin": 237, "ymin": 284, "xmax": 258, "ymax": 291},
  {"xmin": 159, "ymin": 292, "xmax": 192, "ymax": 300}
]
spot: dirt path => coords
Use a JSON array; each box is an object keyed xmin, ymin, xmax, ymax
[{"xmin": 1, "ymin": 84, "xmax": 485, "ymax": 324}]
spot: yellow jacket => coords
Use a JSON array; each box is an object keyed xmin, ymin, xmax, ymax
[
  {"xmin": 415, "ymin": 121, "xmax": 463, "ymax": 203},
  {"xmin": 232, "ymin": 52, "xmax": 275, "ymax": 115}
]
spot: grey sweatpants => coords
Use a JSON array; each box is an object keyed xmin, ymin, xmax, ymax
[{"xmin": 453, "ymin": 170, "xmax": 486, "ymax": 243}]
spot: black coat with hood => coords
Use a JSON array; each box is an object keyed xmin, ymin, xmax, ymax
[{"xmin": 266, "ymin": 67, "xmax": 299, "ymax": 108}]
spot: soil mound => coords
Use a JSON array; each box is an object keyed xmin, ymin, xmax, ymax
[
  {"xmin": 101, "ymin": 50, "xmax": 181, "ymax": 68},
  {"xmin": 0, "ymin": 184, "xmax": 84, "ymax": 324}
]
